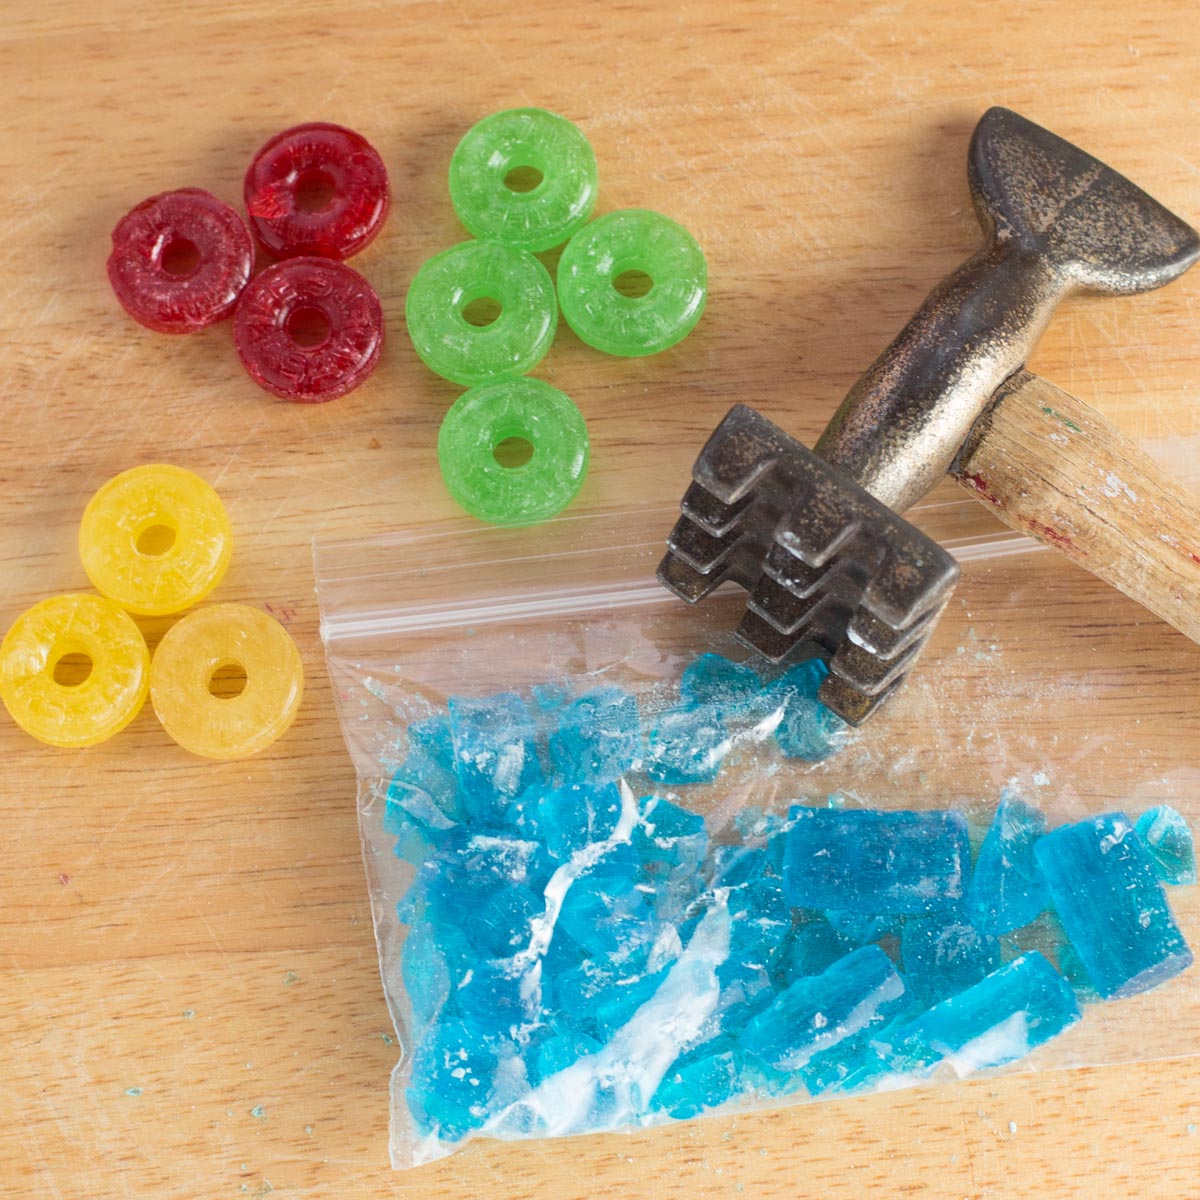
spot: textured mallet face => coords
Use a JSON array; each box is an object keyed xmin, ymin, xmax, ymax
[{"xmin": 657, "ymin": 405, "xmax": 960, "ymax": 724}]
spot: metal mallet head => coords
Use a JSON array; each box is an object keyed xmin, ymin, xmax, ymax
[{"xmin": 659, "ymin": 107, "xmax": 1200, "ymax": 724}]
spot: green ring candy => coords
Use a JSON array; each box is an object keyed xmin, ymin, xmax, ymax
[
  {"xmin": 557, "ymin": 208, "xmax": 707, "ymax": 357},
  {"xmin": 405, "ymin": 241, "xmax": 557, "ymax": 386},
  {"xmin": 449, "ymin": 108, "xmax": 599, "ymax": 253},
  {"xmin": 438, "ymin": 378, "xmax": 589, "ymax": 526}
]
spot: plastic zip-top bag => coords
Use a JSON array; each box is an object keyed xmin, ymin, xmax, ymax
[{"xmin": 316, "ymin": 496, "xmax": 1199, "ymax": 1169}]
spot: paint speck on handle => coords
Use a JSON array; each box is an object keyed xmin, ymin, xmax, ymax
[
  {"xmin": 1188, "ymin": 1123, "xmax": 1197, "ymax": 1135},
  {"xmin": 283, "ymin": 971, "xmax": 299, "ymax": 986},
  {"xmin": 125, "ymin": 1087, "xmax": 142, "ymax": 1097},
  {"xmin": 380, "ymin": 1032, "xmax": 394, "ymax": 1045},
  {"xmin": 1008, "ymin": 1120, "xmax": 1017, "ymax": 1134},
  {"xmin": 58, "ymin": 873, "xmax": 71, "ymax": 886},
  {"xmin": 250, "ymin": 1105, "xmax": 267, "ymax": 1120},
  {"xmin": 182, "ymin": 1009, "xmax": 195, "ymax": 1019}
]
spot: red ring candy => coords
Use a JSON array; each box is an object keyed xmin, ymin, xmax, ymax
[
  {"xmin": 244, "ymin": 122, "xmax": 390, "ymax": 260},
  {"xmin": 107, "ymin": 188, "xmax": 254, "ymax": 333},
  {"xmin": 233, "ymin": 257, "xmax": 384, "ymax": 402}
]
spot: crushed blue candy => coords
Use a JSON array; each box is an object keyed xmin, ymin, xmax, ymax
[{"xmin": 386, "ymin": 664, "xmax": 1194, "ymax": 1151}]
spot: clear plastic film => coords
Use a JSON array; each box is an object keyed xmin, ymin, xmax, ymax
[{"xmin": 315, "ymin": 493, "xmax": 1199, "ymax": 1169}]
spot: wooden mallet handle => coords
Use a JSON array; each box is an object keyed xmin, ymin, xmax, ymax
[{"xmin": 951, "ymin": 369, "xmax": 1200, "ymax": 644}]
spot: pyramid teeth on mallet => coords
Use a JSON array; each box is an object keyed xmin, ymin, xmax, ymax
[{"xmin": 657, "ymin": 404, "xmax": 961, "ymax": 725}]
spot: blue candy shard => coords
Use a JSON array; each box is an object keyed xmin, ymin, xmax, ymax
[
  {"xmin": 407, "ymin": 1017, "xmax": 501, "ymax": 1141},
  {"xmin": 552, "ymin": 955, "xmax": 674, "ymax": 1041},
  {"xmin": 448, "ymin": 693, "xmax": 543, "ymax": 825},
  {"xmin": 797, "ymin": 1025, "xmax": 935, "ymax": 1097},
  {"xmin": 634, "ymin": 795, "xmax": 708, "ymax": 875},
  {"xmin": 653, "ymin": 1047, "xmax": 743, "ymax": 1119},
  {"xmin": 402, "ymin": 920, "xmax": 471, "ymax": 1025},
  {"xmin": 739, "ymin": 944, "xmax": 909, "ymax": 1072},
  {"xmin": 644, "ymin": 704, "xmax": 731, "ymax": 785},
  {"xmin": 1135, "ymin": 805, "xmax": 1197, "ymax": 887},
  {"xmin": 783, "ymin": 806, "xmax": 970, "ymax": 915},
  {"xmin": 900, "ymin": 909, "xmax": 1001, "ymax": 1009},
  {"xmin": 770, "ymin": 660, "xmax": 845, "ymax": 761},
  {"xmin": 554, "ymin": 842, "xmax": 664, "ymax": 961},
  {"xmin": 965, "ymin": 793, "xmax": 1048, "ymax": 935},
  {"xmin": 454, "ymin": 955, "xmax": 543, "ymax": 1027},
  {"xmin": 464, "ymin": 886, "xmax": 540, "ymax": 959},
  {"xmin": 397, "ymin": 832, "xmax": 550, "ymax": 929},
  {"xmin": 1034, "ymin": 812, "xmax": 1194, "ymax": 999},
  {"xmin": 893, "ymin": 951, "xmax": 1080, "ymax": 1074},
  {"xmin": 536, "ymin": 780, "xmax": 626, "ymax": 862},
  {"xmin": 548, "ymin": 687, "xmax": 641, "ymax": 783},
  {"xmin": 531, "ymin": 1028, "xmax": 603, "ymax": 1085},
  {"xmin": 695, "ymin": 877, "xmax": 793, "ymax": 1038},
  {"xmin": 771, "ymin": 915, "xmax": 852, "ymax": 989},
  {"xmin": 680, "ymin": 653, "xmax": 763, "ymax": 718}
]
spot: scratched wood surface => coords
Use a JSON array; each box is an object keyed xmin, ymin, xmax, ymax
[{"xmin": 3, "ymin": 1, "xmax": 1200, "ymax": 1196}]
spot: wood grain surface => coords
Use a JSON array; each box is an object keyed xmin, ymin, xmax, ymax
[{"xmin": 3, "ymin": 2, "xmax": 1200, "ymax": 1197}]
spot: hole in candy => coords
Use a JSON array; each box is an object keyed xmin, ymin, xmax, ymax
[
  {"xmin": 462, "ymin": 297, "xmax": 503, "ymax": 327},
  {"xmin": 53, "ymin": 653, "xmax": 93, "ymax": 688},
  {"xmin": 613, "ymin": 269, "xmax": 654, "ymax": 299},
  {"xmin": 208, "ymin": 661, "xmax": 248, "ymax": 700},
  {"xmin": 161, "ymin": 237, "xmax": 202, "ymax": 277},
  {"xmin": 287, "ymin": 305, "xmax": 332, "ymax": 348},
  {"xmin": 136, "ymin": 524, "xmax": 177, "ymax": 556},
  {"xmin": 493, "ymin": 437, "xmax": 535, "ymax": 468},
  {"xmin": 293, "ymin": 168, "xmax": 338, "ymax": 212},
  {"xmin": 503, "ymin": 165, "xmax": 544, "ymax": 193}
]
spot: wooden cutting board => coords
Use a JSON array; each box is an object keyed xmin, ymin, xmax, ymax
[{"xmin": 3, "ymin": 2, "xmax": 1199, "ymax": 1196}]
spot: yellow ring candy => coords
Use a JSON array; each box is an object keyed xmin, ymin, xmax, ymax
[
  {"xmin": 79, "ymin": 464, "xmax": 233, "ymax": 616},
  {"xmin": 0, "ymin": 593, "xmax": 150, "ymax": 747},
  {"xmin": 150, "ymin": 603, "xmax": 303, "ymax": 760}
]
